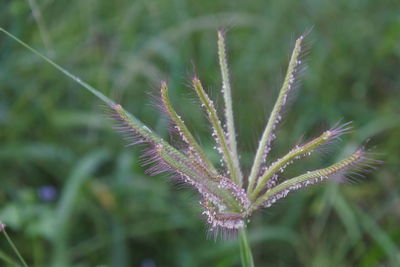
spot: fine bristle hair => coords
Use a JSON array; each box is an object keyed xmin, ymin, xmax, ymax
[
  {"xmin": 141, "ymin": 146, "xmax": 170, "ymax": 176},
  {"xmin": 202, "ymin": 199, "xmax": 244, "ymax": 241},
  {"xmin": 312, "ymin": 121, "xmax": 354, "ymax": 156},
  {"xmin": 109, "ymin": 104, "xmax": 153, "ymax": 147},
  {"xmin": 305, "ymin": 121, "xmax": 354, "ymax": 154},
  {"xmin": 206, "ymin": 225, "xmax": 240, "ymax": 241},
  {"xmin": 331, "ymin": 149, "xmax": 383, "ymax": 183}
]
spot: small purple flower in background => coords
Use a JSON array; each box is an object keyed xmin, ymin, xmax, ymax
[
  {"xmin": 140, "ymin": 259, "xmax": 156, "ymax": 267},
  {"xmin": 37, "ymin": 185, "xmax": 57, "ymax": 201}
]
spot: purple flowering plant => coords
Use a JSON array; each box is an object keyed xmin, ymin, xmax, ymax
[{"xmin": 0, "ymin": 28, "xmax": 379, "ymax": 267}]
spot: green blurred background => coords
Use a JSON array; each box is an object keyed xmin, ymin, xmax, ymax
[{"xmin": 1, "ymin": 0, "xmax": 399, "ymax": 266}]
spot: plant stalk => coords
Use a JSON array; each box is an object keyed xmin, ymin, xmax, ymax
[
  {"xmin": 239, "ymin": 228, "xmax": 254, "ymax": 267},
  {"xmin": 1, "ymin": 227, "xmax": 29, "ymax": 267}
]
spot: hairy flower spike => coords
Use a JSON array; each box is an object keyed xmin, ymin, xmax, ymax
[
  {"xmin": 247, "ymin": 34, "xmax": 307, "ymax": 194},
  {"xmin": 110, "ymin": 104, "xmax": 243, "ymax": 215},
  {"xmin": 250, "ymin": 148, "xmax": 379, "ymax": 212},
  {"xmin": 158, "ymin": 81, "xmax": 217, "ymax": 174},
  {"xmin": 3, "ymin": 26, "xmax": 378, "ymax": 238},
  {"xmin": 249, "ymin": 121, "xmax": 353, "ymax": 198},
  {"xmin": 218, "ymin": 30, "xmax": 243, "ymax": 187},
  {"xmin": 107, "ymin": 32, "xmax": 378, "ymax": 237},
  {"xmin": 192, "ymin": 77, "xmax": 240, "ymax": 183}
]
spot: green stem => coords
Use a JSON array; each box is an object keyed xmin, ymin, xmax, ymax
[
  {"xmin": 2, "ymin": 227, "xmax": 29, "ymax": 267},
  {"xmin": 239, "ymin": 228, "xmax": 254, "ymax": 267}
]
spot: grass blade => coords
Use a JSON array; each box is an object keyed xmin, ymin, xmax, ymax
[
  {"xmin": 1, "ymin": 223, "xmax": 29, "ymax": 267},
  {"xmin": 52, "ymin": 150, "xmax": 109, "ymax": 266}
]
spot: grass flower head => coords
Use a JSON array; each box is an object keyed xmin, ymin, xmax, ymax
[
  {"xmin": 0, "ymin": 27, "xmax": 379, "ymax": 242},
  {"xmin": 110, "ymin": 30, "xmax": 379, "ymax": 238}
]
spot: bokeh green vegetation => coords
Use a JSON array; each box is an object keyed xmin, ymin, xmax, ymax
[{"xmin": 1, "ymin": 0, "xmax": 399, "ymax": 266}]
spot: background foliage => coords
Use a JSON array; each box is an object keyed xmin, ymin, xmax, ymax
[{"xmin": 1, "ymin": 0, "xmax": 399, "ymax": 266}]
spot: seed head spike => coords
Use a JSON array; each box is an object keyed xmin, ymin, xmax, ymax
[
  {"xmin": 247, "ymin": 34, "xmax": 308, "ymax": 194},
  {"xmin": 0, "ymin": 27, "xmax": 380, "ymax": 239}
]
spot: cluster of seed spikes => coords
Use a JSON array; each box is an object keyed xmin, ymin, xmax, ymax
[{"xmin": 110, "ymin": 31, "xmax": 379, "ymax": 239}]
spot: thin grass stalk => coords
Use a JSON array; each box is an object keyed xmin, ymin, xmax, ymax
[
  {"xmin": 0, "ymin": 28, "xmax": 115, "ymax": 106},
  {"xmin": 217, "ymin": 30, "xmax": 243, "ymax": 187},
  {"xmin": 238, "ymin": 228, "xmax": 254, "ymax": 267},
  {"xmin": 1, "ymin": 224, "xmax": 29, "ymax": 267}
]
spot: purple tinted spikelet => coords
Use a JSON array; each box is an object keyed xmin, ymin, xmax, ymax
[
  {"xmin": 145, "ymin": 144, "xmax": 226, "ymax": 209},
  {"xmin": 158, "ymin": 82, "xmax": 218, "ymax": 174},
  {"xmin": 110, "ymin": 104, "xmax": 156, "ymax": 147},
  {"xmin": 218, "ymin": 177, "xmax": 250, "ymax": 210},
  {"xmin": 202, "ymin": 199, "xmax": 245, "ymax": 240}
]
